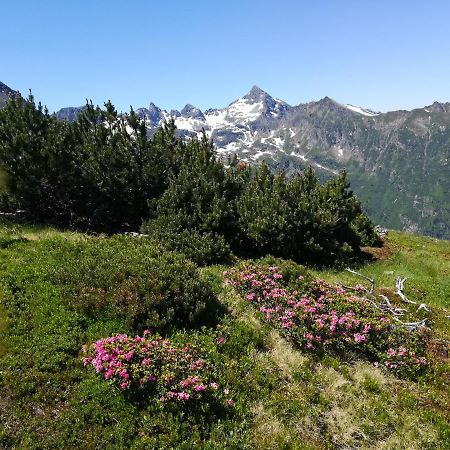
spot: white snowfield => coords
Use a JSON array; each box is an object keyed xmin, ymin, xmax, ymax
[{"xmin": 343, "ymin": 104, "xmax": 379, "ymax": 117}]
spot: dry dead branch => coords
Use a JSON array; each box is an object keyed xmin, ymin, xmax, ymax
[
  {"xmin": 395, "ymin": 318, "xmax": 430, "ymax": 331},
  {"xmin": 344, "ymin": 272, "xmax": 432, "ymax": 330},
  {"xmin": 395, "ymin": 277, "xmax": 417, "ymax": 304},
  {"xmin": 345, "ymin": 268, "xmax": 375, "ymax": 294},
  {"xmin": 417, "ymin": 303, "xmax": 431, "ymax": 313}
]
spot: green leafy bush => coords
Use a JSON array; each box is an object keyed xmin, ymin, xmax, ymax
[
  {"xmin": 141, "ymin": 222, "xmax": 232, "ymax": 266},
  {"xmin": 53, "ymin": 236, "xmax": 214, "ymax": 332}
]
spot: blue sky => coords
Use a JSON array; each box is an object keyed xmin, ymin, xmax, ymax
[{"xmin": 2, "ymin": 0, "xmax": 450, "ymax": 113}]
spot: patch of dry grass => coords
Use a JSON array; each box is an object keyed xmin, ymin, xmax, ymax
[{"xmin": 268, "ymin": 330, "xmax": 308, "ymax": 379}]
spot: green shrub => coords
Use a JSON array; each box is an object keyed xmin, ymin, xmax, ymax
[
  {"xmin": 141, "ymin": 222, "xmax": 232, "ymax": 266},
  {"xmin": 351, "ymin": 213, "xmax": 382, "ymax": 247},
  {"xmin": 236, "ymin": 165, "xmax": 375, "ymax": 264},
  {"xmin": 53, "ymin": 236, "xmax": 214, "ymax": 332}
]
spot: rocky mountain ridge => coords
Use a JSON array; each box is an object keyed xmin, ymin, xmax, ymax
[{"xmin": 134, "ymin": 86, "xmax": 449, "ymax": 238}]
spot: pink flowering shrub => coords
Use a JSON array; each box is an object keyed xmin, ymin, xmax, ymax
[
  {"xmin": 225, "ymin": 263, "xmax": 429, "ymax": 377},
  {"xmin": 381, "ymin": 345, "xmax": 427, "ymax": 371},
  {"xmin": 376, "ymin": 328, "xmax": 430, "ymax": 376},
  {"xmin": 82, "ymin": 331, "xmax": 232, "ymax": 405}
]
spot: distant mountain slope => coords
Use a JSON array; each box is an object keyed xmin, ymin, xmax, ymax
[
  {"xmin": 0, "ymin": 81, "xmax": 17, "ymax": 109},
  {"xmin": 132, "ymin": 87, "xmax": 450, "ymax": 239},
  {"xmin": 54, "ymin": 105, "xmax": 87, "ymax": 122},
  {"xmin": 7, "ymin": 82, "xmax": 450, "ymax": 239}
]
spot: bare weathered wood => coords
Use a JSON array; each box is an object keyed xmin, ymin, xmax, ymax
[
  {"xmin": 378, "ymin": 295, "xmax": 407, "ymax": 316},
  {"xmin": 339, "ymin": 272, "xmax": 434, "ymax": 331},
  {"xmin": 345, "ymin": 268, "xmax": 375, "ymax": 294},
  {"xmin": 378, "ymin": 294, "xmax": 392, "ymax": 307},
  {"xmin": 395, "ymin": 318, "xmax": 430, "ymax": 331},
  {"xmin": 417, "ymin": 303, "xmax": 431, "ymax": 313},
  {"xmin": 396, "ymin": 277, "xmax": 431, "ymax": 314},
  {"xmin": 396, "ymin": 277, "xmax": 417, "ymax": 304}
]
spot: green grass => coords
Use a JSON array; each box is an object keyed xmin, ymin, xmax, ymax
[
  {"xmin": 310, "ymin": 230, "xmax": 450, "ymax": 338},
  {"xmin": 0, "ymin": 222, "xmax": 449, "ymax": 449},
  {"xmin": 312, "ymin": 231, "xmax": 450, "ymax": 307}
]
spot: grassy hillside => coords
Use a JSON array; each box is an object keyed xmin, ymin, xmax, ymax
[
  {"xmin": 312, "ymin": 231, "xmax": 450, "ymax": 338},
  {"xmin": 0, "ymin": 222, "xmax": 449, "ymax": 449}
]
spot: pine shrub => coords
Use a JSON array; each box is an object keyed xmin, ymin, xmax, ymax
[
  {"xmin": 140, "ymin": 222, "xmax": 232, "ymax": 266},
  {"xmin": 53, "ymin": 236, "xmax": 214, "ymax": 332}
]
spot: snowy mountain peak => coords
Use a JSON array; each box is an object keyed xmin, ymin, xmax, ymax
[
  {"xmin": 228, "ymin": 86, "xmax": 291, "ymax": 122},
  {"xmin": 243, "ymin": 85, "xmax": 271, "ymax": 102},
  {"xmin": 180, "ymin": 104, "xmax": 205, "ymax": 120},
  {"xmin": 148, "ymin": 102, "xmax": 160, "ymax": 110}
]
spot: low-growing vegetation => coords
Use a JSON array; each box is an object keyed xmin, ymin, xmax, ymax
[
  {"xmin": 52, "ymin": 236, "xmax": 214, "ymax": 331},
  {"xmin": 82, "ymin": 331, "xmax": 232, "ymax": 407},
  {"xmin": 0, "ymin": 91, "xmax": 447, "ymax": 450},
  {"xmin": 0, "ymin": 222, "xmax": 449, "ymax": 449},
  {"xmin": 226, "ymin": 263, "xmax": 429, "ymax": 378}
]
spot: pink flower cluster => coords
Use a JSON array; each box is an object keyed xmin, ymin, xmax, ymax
[
  {"xmin": 383, "ymin": 346, "xmax": 427, "ymax": 371},
  {"xmin": 226, "ymin": 264, "xmax": 428, "ymax": 375},
  {"xmin": 82, "ymin": 331, "xmax": 231, "ymax": 405},
  {"xmin": 226, "ymin": 265, "xmax": 389, "ymax": 353}
]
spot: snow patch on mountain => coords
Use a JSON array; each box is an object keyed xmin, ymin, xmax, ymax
[
  {"xmin": 344, "ymin": 104, "xmax": 379, "ymax": 117},
  {"xmin": 204, "ymin": 109, "xmax": 227, "ymax": 128},
  {"xmin": 226, "ymin": 97, "xmax": 264, "ymax": 124},
  {"xmin": 290, "ymin": 152, "xmax": 308, "ymax": 163}
]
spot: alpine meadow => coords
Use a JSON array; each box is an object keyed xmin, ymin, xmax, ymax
[
  {"xmin": 1, "ymin": 2, "xmax": 450, "ymax": 449},
  {"xmin": 0, "ymin": 88, "xmax": 449, "ymax": 449}
]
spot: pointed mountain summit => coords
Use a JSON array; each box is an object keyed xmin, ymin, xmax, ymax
[
  {"xmin": 170, "ymin": 109, "xmax": 181, "ymax": 117},
  {"xmin": 317, "ymin": 95, "xmax": 337, "ymax": 105},
  {"xmin": 227, "ymin": 85, "xmax": 291, "ymax": 122},
  {"xmin": 309, "ymin": 96, "xmax": 379, "ymax": 117},
  {"xmin": 136, "ymin": 102, "xmax": 165, "ymax": 126},
  {"xmin": 180, "ymin": 104, "xmax": 205, "ymax": 120},
  {"xmin": 425, "ymin": 101, "xmax": 449, "ymax": 114},
  {"xmin": 242, "ymin": 85, "xmax": 272, "ymax": 103},
  {"xmin": 0, "ymin": 81, "xmax": 15, "ymax": 94}
]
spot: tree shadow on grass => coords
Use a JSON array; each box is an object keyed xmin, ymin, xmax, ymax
[{"xmin": 0, "ymin": 236, "xmax": 28, "ymax": 249}]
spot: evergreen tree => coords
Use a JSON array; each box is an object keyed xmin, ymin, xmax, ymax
[
  {"xmin": 0, "ymin": 93, "xmax": 83, "ymax": 223},
  {"xmin": 154, "ymin": 132, "xmax": 240, "ymax": 238},
  {"xmin": 0, "ymin": 92, "xmax": 378, "ymax": 264}
]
